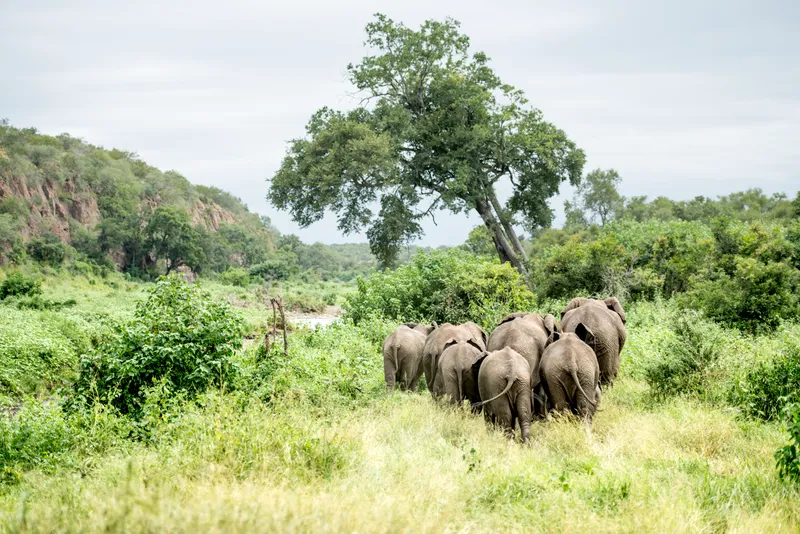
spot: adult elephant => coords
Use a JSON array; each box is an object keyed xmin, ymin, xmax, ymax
[
  {"xmin": 472, "ymin": 347, "xmax": 532, "ymax": 443},
  {"xmin": 487, "ymin": 312, "xmax": 557, "ymax": 415},
  {"xmin": 423, "ymin": 322, "xmax": 487, "ymax": 394},
  {"xmin": 382, "ymin": 324, "xmax": 431, "ymax": 392},
  {"xmin": 560, "ymin": 297, "xmax": 626, "ymax": 386},
  {"xmin": 539, "ymin": 325, "xmax": 601, "ymax": 423},
  {"xmin": 432, "ymin": 339, "xmax": 483, "ymax": 407}
]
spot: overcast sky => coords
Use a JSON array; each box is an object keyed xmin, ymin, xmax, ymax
[{"xmin": 2, "ymin": 0, "xmax": 798, "ymax": 246}]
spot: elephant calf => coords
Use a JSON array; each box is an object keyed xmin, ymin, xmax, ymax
[
  {"xmin": 487, "ymin": 312, "xmax": 557, "ymax": 415},
  {"xmin": 432, "ymin": 339, "xmax": 483, "ymax": 407},
  {"xmin": 383, "ymin": 324, "xmax": 431, "ymax": 392},
  {"xmin": 472, "ymin": 347, "xmax": 532, "ymax": 443},
  {"xmin": 539, "ymin": 324, "xmax": 601, "ymax": 423},
  {"xmin": 560, "ymin": 297, "xmax": 626, "ymax": 386},
  {"xmin": 423, "ymin": 322, "xmax": 487, "ymax": 394}
]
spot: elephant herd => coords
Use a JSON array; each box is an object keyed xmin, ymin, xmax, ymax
[{"xmin": 381, "ymin": 297, "xmax": 627, "ymax": 442}]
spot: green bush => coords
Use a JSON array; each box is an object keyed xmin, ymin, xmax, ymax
[
  {"xmin": 218, "ymin": 267, "xmax": 252, "ymax": 287},
  {"xmin": 643, "ymin": 312, "xmax": 721, "ymax": 399},
  {"xmin": 733, "ymin": 342, "xmax": 800, "ymax": 421},
  {"xmin": 12, "ymin": 295, "xmax": 77, "ymax": 311},
  {"xmin": 685, "ymin": 258, "xmax": 799, "ymax": 333},
  {"xmin": 776, "ymin": 401, "xmax": 800, "ymax": 484},
  {"xmin": 344, "ymin": 249, "xmax": 534, "ymax": 330},
  {"xmin": 27, "ymin": 233, "xmax": 68, "ymax": 266},
  {"xmin": 0, "ymin": 272, "xmax": 42, "ymax": 299},
  {"xmin": 249, "ymin": 260, "xmax": 292, "ymax": 281},
  {"xmin": 73, "ymin": 275, "xmax": 245, "ymax": 416}
]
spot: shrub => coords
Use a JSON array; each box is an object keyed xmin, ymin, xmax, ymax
[
  {"xmin": 218, "ymin": 267, "xmax": 252, "ymax": 287},
  {"xmin": 344, "ymin": 249, "xmax": 534, "ymax": 330},
  {"xmin": 733, "ymin": 342, "xmax": 800, "ymax": 421},
  {"xmin": 776, "ymin": 401, "xmax": 800, "ymax": 484},
  {"xmin": 27, "ymin": 232, "xmax": 68, "ymax": 266},
  {"xmin": 643, "ymin": 312, "xmax": 721, "ymax": 398},
  {"xmin": 685, "ymin": 258, "xmax": 799, "ymax": 333},
  {"xmin": 73, "ymin": 275, "xmax": 245, "ymax": 416},
  {"xmin": 0, "ymin": 272, "xmax": 42, "ymax": 299},
  {"xmin": 249, "ymin": 260, "xmax": 292, "ymax": 281}
]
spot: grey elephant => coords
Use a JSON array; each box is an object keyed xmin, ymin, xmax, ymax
[
  {"xmin": 423, "ymin": 322, "xmax": 487, "ymax": 394},
  {"xmin": 487, "ymin": 312, "xmax": 557, "ymax": 415},
  {"xmin": 560, "ymin": 297, "xmax": 626, "ymax": 386},
  {"xmin": 432, "ymin": 339, "xmax": 483, "ymax": 407},
  {"xmin": 382, "ymin": 324, "xmax": 432, "ymax": 392},
  {"xmin": 472, "ymin": 347, "xmax": 532, "ymax": 443},
  {"xmin": 539, "ymin": 324, "xmax": 601, "ymax": 422}
]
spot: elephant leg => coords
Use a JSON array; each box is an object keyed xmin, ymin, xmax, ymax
[
  {"xmin": 423, "ymin": 355, "xmax": 435, "ymax": 393},
  {"xmin": 490, "ymin": 400, "xmax": 514, "ymax": 439},
  {"xmin": 408, "ymin": 358, "xmax": 423, "ymax": 392},
  {"xmin": 444, "ymin": 376, "xmax": 461, "ymax": 405},
  {"xmin": 383, "ymin": 356, "xmax": 396, "ymax": 393},
  {"xmin": 514, "ymin": 388, "xmax": 532, "ymax": 443}
]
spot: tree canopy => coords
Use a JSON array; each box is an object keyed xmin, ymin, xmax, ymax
[{"xmin": 268, "ymin": 14, "xmax": 585, "ymax": 272}]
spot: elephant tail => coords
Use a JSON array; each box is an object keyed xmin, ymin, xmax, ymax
[
  {"xmin": 570, "ymin": 364, "xmax": 596, "ymax": 409},
  {"xmin": 392, "ymin": 344, "xmax": 400, "ymax": 376},
  {"xmin": 471, "ymin": 376, "xmax": 515, "ymax": 408}
]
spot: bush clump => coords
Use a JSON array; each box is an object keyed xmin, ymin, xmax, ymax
[
  {"xmin": 643, "ymin": 312, "xmax": 721, "ymax": 399},
  {"xmin": 218, "ymin": 267, "xmax": 252, "ymax": 287},
  {"xmin": 73, "ymin": 275, "xmax": 245, "ymax": 416},
  {"xmin": 776, "ymin": 401, "xmax": 800, "ymax": 484},
  {"xmin": 344, "ymin": 249, "xmax": 534, "ymax": 330},
  {"xmin": 732, "ymin": 342, "xmax": 800, "ymax": 421},
  {"xmin": 0, "ymin": 272, "xmax": 42, "ymax": 300}
]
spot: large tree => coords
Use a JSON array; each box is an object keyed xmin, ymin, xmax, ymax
[{"xmin": 268, "ymin": 15, "xmax": 585, "ymax": 273}]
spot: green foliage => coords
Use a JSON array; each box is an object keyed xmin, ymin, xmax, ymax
[
  {"xmin": 0, "ymin": 272, "xmax": 42, "ymax": 299},
  {"xmin": 685, "ymin": 258, "xmax": 799, "ymax": 333},
  {"xmin": 344, "ymin": 249, "xmax": 534, "ymax": 329},
  {"xmin": 27, "ymin": 232, "xmax": 68, "ymax": 266},
  {"xmin": 776, "ymin": 401, "xmax": 800, "ymax": 484},
  {"xmin": 73, "ymin": 275, "xmax": 244, "ymax": 416},
  {"xmin": 573, "ymin": 168, "xmax": 624, "ymax": 226},
  {"xmin": 463, "ymin": 225, "xmax": 496, "ymax": 256},
  {"xmin": 733, "ymin": 342, "xmax": 800, "ymax": 421},
  {"xmin": 144, "ymin": 206, "xmax": 205, "ymax": 274},
  {"xmin": 249, "ymin": 259, "xmax": 293, "ymax": 281},
  {"xmin": 269, "ymin": 14, "xmax": 584, "ymax": 270},
  {"xmin": 218, "ymin": 268, "xmax": 252, "ymax": 287},
  {"xmin": 643, "ymin": 312, "xmax": 721, "ymax": 398}
]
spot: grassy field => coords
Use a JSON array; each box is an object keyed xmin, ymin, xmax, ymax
[{"xmin": 1, "ymin": 272, "xmax": 799, "ymax": 533}]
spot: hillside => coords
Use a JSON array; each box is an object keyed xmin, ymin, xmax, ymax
[{"xmin": 0, "ymin": 121, "xmax": 282, "ymax": 275}]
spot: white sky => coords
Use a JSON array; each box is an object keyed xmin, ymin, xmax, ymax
[{"xmin": 2, "ymin": 0, "xmax": 798, "ymax": 245}]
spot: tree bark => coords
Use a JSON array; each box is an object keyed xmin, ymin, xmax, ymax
[
  {"xmin": 474, "ymin": 198, "xmax": 528, "ymax": 277},
  {"xmin": 487, "ymin": 190, "xmax": 529, "ymax": 262}
]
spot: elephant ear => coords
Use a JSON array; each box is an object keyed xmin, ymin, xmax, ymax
[
  {"xmin": 443, "ymin": 338, "xmax": 459, "ymax": 351},
  {"xmin": 604, "ymin": 297, "xmax": 627, "ymax": 324},
  {"xmin": 575, "ymin": 322, "xmax": 596, "ymax": 349},
  {"xmin": 479, "ymin": 327, "xmax": 488, "ymax": 349},
  {"xmin": 545, "ymin": 330, "xmax": 561, "ymax": 348},
  {"xmin": 471, "ymin": 351, "xmax": 490, "ymax": 386},
  {"xmin": 542, "ymin": 314, "xmax": 556, "ymax": 336},
  {"xmin": 431, "ymin": 321, "xmax": 439, "ymax": 329},
  {"xmin": 560, "ymin": 298, "xmax": 589, "ymax": 320},
  {"xmin": 497, "ymin": 312, "xmax": 527, "ymax": 326},
  {"xmin": 466, "ymin": 338, "xmax": 484, "ymax": 353},
  {"xmin": 403, "ymin": 322, "xmax": 418, "ymax": 329}
]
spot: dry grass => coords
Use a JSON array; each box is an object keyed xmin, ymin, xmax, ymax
[{"xmin": 2, "ymin": 380, "xmax": 798, "ymax": 533}]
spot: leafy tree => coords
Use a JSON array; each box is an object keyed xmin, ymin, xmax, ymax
[
  {"xmin": 144, "ymin": 207, "xmax": 205, "ymax": 274},
  {"xmin": 563, "ymin": 199, "xmax": 589, "ymax": 231},
  {"xmin": 463, "ymin": 225, "xmax": 496, "ymax": 256},
  {"xmin": 269, "ymin": 15, "xmax": 584, "ymax": 273},
  {"xmin": 573, "ymin": 168, "xmax": 623, "ymax": 226},
  {"xmin": 27, "ymin": 232, "xmax": 67, "ymax": 266}
]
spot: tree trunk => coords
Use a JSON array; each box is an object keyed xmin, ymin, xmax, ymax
[
  {"xmin": 474, "ymin": 198, "xmax": 528, "ymax": 277},
  {"xmin": 488, "ymin": 190, "xmax": 529, "ymax": 262}
]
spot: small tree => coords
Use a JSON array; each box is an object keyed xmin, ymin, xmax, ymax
[
  {"xmin": 144, "ymin": 206, "xmax": 205, "ymax": 274},
  {"xmin": 573, "ymin": 169, "xmax": 623, "ymax": 226}
]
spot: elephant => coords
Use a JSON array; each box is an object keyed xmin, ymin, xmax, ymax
[
  {"xmin": 382, "ymin": 325, "xmax": 429, "ymax": 392},
  {"xmin": 560, "ymin": 297, "xmax": 626, "ymax": 386},
  {"xmin": 538, "ymin": 324, "xmax": 601, "ymax": 423},
  {"xmin": 487, "ymin": 312, "xmax": 557, "ymax": 415},
  {"xmin": 423, "ymin": 322, "xmax": 487, "ymax": 394},
  {"xmin": 472, "ymin": 347, "xmax": 532, "ymax": 443},
  {"xmin": 432, "ymin": 339, "xmax": 483, "ymax": 407},
  {"xmin": 403, "ymin": 322, "xmax": 435, "ymax": 336}
]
